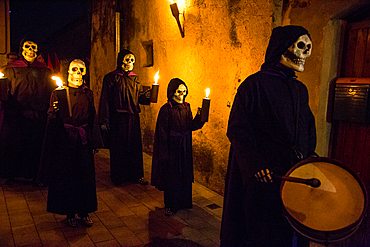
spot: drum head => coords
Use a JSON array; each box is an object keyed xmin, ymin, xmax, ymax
[{"xmin": 281, "ymin": 158, "xmax": 367, "ymax": 235}]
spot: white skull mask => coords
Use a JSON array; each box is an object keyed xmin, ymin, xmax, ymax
[
  {"xmin": 122, "ymin": 54, "xmax": 135, "ymax": 72},
  {"xmin": 280, "ymin": 34, "xmax": 312, "ymax": 72},
  {"xmin": 172, "ymin": 84, "xmax": 187, "ymax": 104},
  {"xmin": 68, "ymin": 59, "xmax": 86, "ymax": 87},
  {"xmin": 22, "ymin": 41, "xmax": 38, "ymax": 63}
]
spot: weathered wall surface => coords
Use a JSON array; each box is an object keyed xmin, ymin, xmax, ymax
[
  {"xmin": 0, "ymin": 0, "xmax": 10, "ymax": 67},
  {"xmin": 91, "ymin": 0, "xmax": 275, "ymax": 195},
  {"xmin": 90, "ymin": 0, "xmax": 369, "ymax": 195},
  {"xmin": 90, "ymin": 0, "xmax": 116, "ymax": 108},
  {"xmin": 128, "ymin": 0, "xmax": 274, "ymax": 195}
]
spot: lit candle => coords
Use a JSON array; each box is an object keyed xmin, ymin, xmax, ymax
[
  {"xmin": 52, "ymin": 76, "xmax": 72, "ymax": 118},
  {"xmin": 150, "ymin": 70, "xmax": 160, "ymax": 103},
  {"xmin": 201, "ymin": 88, "xmax": 210, "ymax": 122},
  {"xmin": 0, "ymin": 72, "xmax": 9, "ymax": 101}
]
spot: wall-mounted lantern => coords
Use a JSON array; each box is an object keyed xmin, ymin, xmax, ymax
[{"xmin": 169, "ymin": 0, "xmax": 184, "ymax": 38}]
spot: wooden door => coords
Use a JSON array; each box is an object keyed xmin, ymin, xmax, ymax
[
  {"xmin": 330, "ymin": 19, "xmax": 370, "ymax": 190},
  {"xmin": 329, "ymin": 19, "xmax": 370, "ymax": 247}
]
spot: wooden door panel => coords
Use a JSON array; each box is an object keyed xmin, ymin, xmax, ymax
[
  {"xmin": 353, "ymin": 28, "xmax": 368, "ymax": 77},
  {"xmin": 352, "ymin": 124, "xmax": 367, "ymax": 175},
  {"xmin": 341, "ymin": 122, "xmax": 357, "ymax": 168},
  {"xmin": 361, "ymin": 126, "xmax": 370, "ymax": 189},
  {"xmin": 343, "ymin": 28, "xmax": 357, "ymax": 77},
  {"xmin": 363, "ymin": 29, "xmax": 370, "ymax": 77},
  {"xmin": 330, "ymin": 20, "xmax": 370, "ymax": 189}
]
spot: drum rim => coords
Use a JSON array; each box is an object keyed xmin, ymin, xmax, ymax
[{"xmin": 280, "ymin": 157, "xmax": 368, "ymax": 243}]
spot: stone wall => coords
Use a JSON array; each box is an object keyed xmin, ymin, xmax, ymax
[{"xmin": 0, "ymin": 0, "xmax": 10, "ymax": 67}]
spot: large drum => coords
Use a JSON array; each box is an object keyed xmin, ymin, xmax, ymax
[{"xmin": 280, "ymin": 157, "xmax": 368, "ymax": 244}]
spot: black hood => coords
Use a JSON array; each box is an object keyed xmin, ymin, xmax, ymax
[
  {"xmin": 261, "ymin": 25, "xmax": 310, "ymax": 70},
  {"xmin": 116, "ymin": 49, "xmax": 134, "ymax": 70},
  {"xmin": 167, "ymin": 78, "xmax": 188, "ymax": 101}
]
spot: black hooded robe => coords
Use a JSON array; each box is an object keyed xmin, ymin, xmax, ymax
[
  {"xmin": 98, "ymin": 50, "xmax": 150, "ymax": 185},
  {"xmin": 151, "ymin": 78, "xmax": 204, "ymax": 212},
  {"xmin": 46, "ymin": 86, "xmax": 97, "ymax": 215},
  {"xmin": 0, "ymin": 58, "xmax": 54, "ymax": 180},
  {"xmin": 220, "ymin": 26, "xmax": 317, "ymax": 246}
]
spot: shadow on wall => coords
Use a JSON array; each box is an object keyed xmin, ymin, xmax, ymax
[
  {"xmin": 193, "ymin": 143, "xmax": 214, "ymax": 184},
  {"xmin": 142, "ymin": 126, "xmax": 155, "ymax": 155}
]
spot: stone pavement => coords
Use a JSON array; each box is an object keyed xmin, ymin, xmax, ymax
[{"xmin": 0, "ymin": 149, "xmax": 222, "ymax": 247}]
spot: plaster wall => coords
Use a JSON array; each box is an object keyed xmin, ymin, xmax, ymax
[
  {"xmin": 91, "ymin": 0, "xmax": 275, "ymax": 195},
  {"xmin": 0, "ymin": 0, "xmax": 10, "ymax": 67},
  {"xmin": 90, "ymin": 0, "xmax": 368, "ymax": 195},
  {"xmin": 90, "ymin": 0, "xmax": 116, "ymax": 106},
  {"xmin": 128, "ymin": 0, "xmax": 274, "ymax": 195}
]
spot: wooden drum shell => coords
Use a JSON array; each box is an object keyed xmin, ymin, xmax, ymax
[{"xmin": 280, "ymin": 157, "xmax": 368, "ymax": 244}]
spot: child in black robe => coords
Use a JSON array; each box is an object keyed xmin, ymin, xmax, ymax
[
  {"xmin": 44, "ymin": 59, "xmax": 97, "ymax": 227},
  {"xmin": 151, "ymin": 78, "xmax": 205, "ymax": 216}
]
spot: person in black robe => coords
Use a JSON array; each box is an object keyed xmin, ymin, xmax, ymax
[
  {"xmin": 220, "ymin": 26, "xmax": 317, "ymax": 246},
  {"xmin": 0, "ymin": 39, "xmax": 54, "ymax": 185},
  {"xmin": 98, "ymin": 49, "xmax": 151, "ymax": 185},
  {"xmin": 151, "ymin": 78, "xmax": 204, "ymax": 216},
  {"xmin": 45, "ymin": 59, "xmax": 97, "ymax": 227}
]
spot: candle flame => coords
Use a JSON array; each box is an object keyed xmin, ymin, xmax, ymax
[
  {"xmin": 205, "ymin": 88, "xmax": 210, "ymax": 98},
  {"xmin": 154, "ymin": 70, "xmax": 159, "ymax": 85},
  {"xmin": 169, "ymin": 0, "xmax": 174, "ymax": 4},
  {"xmin": 52, "ymin": 76, "xmax": 64, "ymax": 88},
  {"xmin": 0, "ymin": 72, "xmax": 4, "ymax": 78}
]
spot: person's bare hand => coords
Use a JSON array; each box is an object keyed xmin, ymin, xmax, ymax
[{"xmin": 254, "ymin": 169, "xmax": 273, "ymax": 183}]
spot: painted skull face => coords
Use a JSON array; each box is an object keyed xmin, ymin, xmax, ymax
[
  {"xmin": 122, "ymin": 54, "xmax": 135, "ymax": 72},
  {"xmin": 280, "ymin": 34, "xmax": 312, "ymax": 72},
  {"xmin": 172, "ymin": 84, "xmax": 187, "ymax": 104},
  {"xmin": 22, "ymin": 41, "xmax": 38, "ymax": 63},
  {"xmin": 68, "ymin": 59, "xmax": 86, "ymax": 87}
]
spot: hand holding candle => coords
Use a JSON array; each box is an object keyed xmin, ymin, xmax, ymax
[
  {"xmin": 150, "ymin": 70, "xmax": 160, "ymax": 103},
  {"xmin": 52, "ymin": 76, "xmax": 72, "ymax": 118},
  {"xmin": 0, "ymin": 72, "xmax": 9, "ymax": 101},
  {"xmin": 201, "ymin": 88, "xmax": 210, "ymax": 122}
]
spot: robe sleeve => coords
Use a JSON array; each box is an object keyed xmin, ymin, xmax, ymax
[
  {"xmin": 138, "ymin": 84, "xmax": 151, "ymax": 106},
  {"xmin": 186, "ymin": 104, "xmax": 204, "ymax": 131},
  {"xmin": 151, "ymin": 105, "xmax": 170, "ymax": 190},
  {"xmin": 307, "ymin": 102, "xmax": 317, "ymax": 157},
  {"xmin": 154, "ymin": 106, "xmax": 170, "ymax": 161},
  {"xmin": 88, "ymin": 92, "xmax": 103, "ymax": 149},
  {"xmin": 227, "ymin": 82, "xmax": 273, "ymax": 181}
]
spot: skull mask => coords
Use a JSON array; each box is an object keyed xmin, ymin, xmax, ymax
[
  {"xmin": 280, "ymin": 34, "xmax": 312, "ymax": 72},
  {"xmin": 22, "ymin": 41, "xmax": 38, "ymax": 63},
  {"xmin": 68, "ymin": 59, "xmax": 86, "ymax": 87},
  {"xmin": 122, "ymin": 54, "xmax": 135, "ymax": 72},
  {"xmin": 172, "ymin": 84, "xmax": 187, "ymax": 104}
]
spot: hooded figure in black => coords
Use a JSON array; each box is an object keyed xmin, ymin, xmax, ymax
[
  {"xmin": 0, "ymin": 38, "xmax": 54, "ymax": 183},
  {"xmin": 220, "ymin": 26, "xmax": 317, "ymax": 246},
  {"xmin": 151, "ymin": 78, "xmax": 204, "ymax": 216},
  {"xmin": 98, "ymin": 49, "xmax": 151, "ymax": 185},
  {"xmin": 44, "ymin": 59, "xmax": 97, "ymax": 227}
]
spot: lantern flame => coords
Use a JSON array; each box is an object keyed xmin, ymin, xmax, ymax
[
  {"xmin": 0, "ymin": 72, "xmax": 4, "ymax": 78},
  {"xmin": 205, "ymin": 88, "xmax": 210, "ymax": 98},
  {"xmin": 154, "ymin": 70, "xmax": 159, "ymax": 85},
  {"xmin": 52, "ymin": 76, "xmax": 64, "ymax": 88}
]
